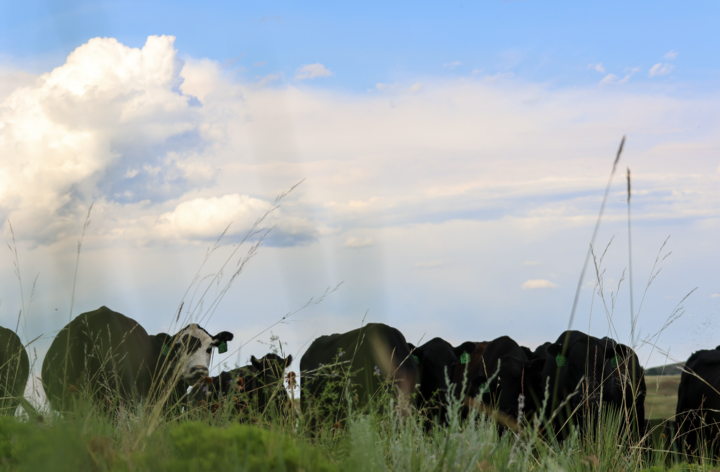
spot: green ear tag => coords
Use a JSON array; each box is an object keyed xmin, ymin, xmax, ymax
[
  {"xmin": 413, "ymin": 355, "xmax": 419, "ymax": 364},
  {"xmin": 611, "ymin": 356, "xmax": 620, "ymax": 368},
  {"xmin": 460, "ymin": 352, "xmax": 470, "ymax": 364},
  {"xmin": 161, "ymin": 344, "xmax": 170, "ymax": 356},
  {"xmin": 556, "ymin": 354, "xmax": 567, "ymax": 367},
  {"xmin": 479, "ymin": 382, "xmax": 486, "ymax": 390},
  {"xmin": 218, "ymin": 342, "xmax": 228, "ymax": 354}
]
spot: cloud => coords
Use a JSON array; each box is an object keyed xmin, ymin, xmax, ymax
[
  {"xmin": 253, "ymin": 61, "xmax": 267, "ymax": 67},
  {"xmin": 344, "ymin": 236, "xmax": 374, "ymax": 248},
  {"xmin": 588, "ymin": 63, "xmax": 606, "ymax": 73},
  {"xmin": 294, "ymin": 63, "xmax": 333, "ymax": 80},
  {"xmin": 711, "ymin": 293, "xmax": 720, "ymax": 298},
  {"xmin": 599, "ymin": 73, "xmax": 618, "ymax": 85},
  {"xmin": 255, "ymin": 73, "xmax": 280, "ymax": 87},
  {"xmin": 521, "ymin": 279, "xmax": 559, "ymax": 290},
  {"xmin": 375, "ymin": 82, "xmax": 423, "ymax": 94},
  {"xmin": 649, "ymin": 63, "xmax": 675, "ymax": 77},
  {"xmin": 414, "ymin": 260, "xmax": 446, "ymax": 268},
  {"xmin": 443, "ymin": 61, "xmax": 462, "ymax": 69},
  {"xmin": 4, "ymin": 35, "xmax": 720, "ymax": 253},
  {"xmin": 0, "ymin": 35, "xmax": 199, "ymax": 244},
  {"xmin": 664, "ymin": 50, "xmax": 678, "ymax": 60},
  {"xmin": 600, "ymin": 67, "xmax": 639, "ymax": 85}
]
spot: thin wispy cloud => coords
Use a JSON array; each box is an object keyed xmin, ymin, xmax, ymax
[
  {"xmin": 253, "ymin": 61, "xmax": 267, "ymax": 67},
  {"xmin": 295, "ymin": 63, "xmax": 333, "ymax": 80},
  {"xmin": 521, "ymin": 279, "xmax": 559, "ymax": 290},
  {"xmin": 649, "ymin": 63, "xmax": 674, "ymax": 77},
  {"xmin": 344, "ymin": 236, "xmax": 374, "ymax": 248},
  {"xmin": 711, "ymin": 293, "xmax": 720, "ymax": 298},
  {"xmin": 588, "ymin": 63, "xmax": 606, "ymax": 73},
  {"xmin": 664, "ymin": 50, "xmax": 678, "ymax": 60},
  {"xmin": 599, "ymin": 67, "xmax": 639, "ymax": 85},
  {"xmin": 443, "ymin": 61, "xmax": 462, "ymax": 69}
]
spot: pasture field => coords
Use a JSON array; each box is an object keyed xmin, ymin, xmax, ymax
[
  {"xmin": 0, "ymin": 374, "xmax": 714, "ymax": 472},
  {"xmin": 644, "ymin": 375, "xmax": 681, "ymax": 420}
]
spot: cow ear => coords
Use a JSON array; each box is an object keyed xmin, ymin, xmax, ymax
[
  {"xmin": 545, "ymin": 342, "xmax": 562, "ymax": 357},
  {"xmin": 471, "ymin": 374, "xmax": 489, "ymax": 396},
  {"xmin": 407, "ymin": 343, "xmax": 416, "ymax": 351},
  {"xmin": 605, "ymin": 342, "xmax": 628, "ymax": 359},
  {"xmin": 454, "ymin": 341, "xmax": 477, "ymax": 360},
  {"xmin": 211, "ymin": 331, "xmax": 234, "ymax": 345},
  {"xmin": 153, "ymin": 333, "xmax": 173, "ymax": 356},
  {"xmin": 251, "ymin": 355, "xmax": 262, "ymax": 370}
]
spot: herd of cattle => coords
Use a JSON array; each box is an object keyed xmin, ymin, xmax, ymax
[{"xmin": 0, "ymin": 306, "xmax": 719, "ymax": 457}]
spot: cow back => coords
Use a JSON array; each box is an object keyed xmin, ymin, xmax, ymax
[
  {"xmin": 0, "ymin": 326, "xmax": 29, "ymax": 412},
  {"xmin": 301, "ymin": 323, "xmax": 416, "ymax": 424},
  {"xmin": 42, "ymin": 306, "xmax": 154, "ymax": 411}
]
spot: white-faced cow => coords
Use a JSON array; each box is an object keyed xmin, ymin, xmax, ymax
[
  {"xmin": 0, "ymin": 326, "xmax": 29, "ymax": 413},
  {"xmin": 41, "ymin": 306, "xmax": 233, "ymax": 411}
]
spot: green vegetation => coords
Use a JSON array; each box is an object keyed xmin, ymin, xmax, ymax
[
  {"xmin": 645, "ymin": 375, "xmax": 681, "ymax": 420},
  {"xmin": 0, "ymin": 368, "xmax": 713, "ymax": 472}
]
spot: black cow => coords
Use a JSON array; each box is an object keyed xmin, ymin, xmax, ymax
[
  {"xmin": 192, "ymin": 353, "xmax": 293, "ymax": 417},
  {"xmin": 600, "ymin": 337, "xmax": 646, "ymax": 439},
  {"xmin": 675, "ymin": 347, "xmax": 720, "ymax": 459},
  {"xmin": 0, "ymin": 326, "xmax": 29, "ymax": 413},
  {"xmin": 413, "ymin": 337, "xmax": 478, "ymax": 422},
  {"xmin": 42, "ymin": 306, "xmax": 233, "ymax": 411},
  {"xmin": 301, "ymin": 323, "xmax": 417, "ymax": 426},
  {"xmin": 470, "ymin": 336, "xmax": 546, "ymax": 427},
  {"xmin": 540, "ymin": 330, "xmax": 617, "ymax": 437}
]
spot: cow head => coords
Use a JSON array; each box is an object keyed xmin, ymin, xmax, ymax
[
  {"xmin": 158, "ymin": 324, "xmax": 234, "ymax": 383},
  {"xmin": 415, "ymin": 338, "xmax": 477, "ymax": 406},
  {"xmin": 545, "ymin": 333, "xmax": 615, "ymax": 413},
  {"xmin": 251, "ymin": 353, "xmax": 293, "ymax": 386}
]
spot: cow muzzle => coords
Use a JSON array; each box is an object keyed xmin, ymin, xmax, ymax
[{"xmin": 187, "ymin": 365, "xmax": 209, "ymax": 380}]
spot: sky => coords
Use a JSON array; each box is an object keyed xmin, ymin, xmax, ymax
[{"xmin": 1, "ymin": 1, "xmax": 719, "ymax": 398}]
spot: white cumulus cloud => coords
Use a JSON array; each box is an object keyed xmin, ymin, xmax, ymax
[
  {"xmin": 295, "ymin": 63, "xmax": 333, "ymax": 80},
  {"xmin": 0, "ymin": 35, "xmax": 197, "ymax": 244},
  {"xmin": 521, "ymin": 279, "xmax": 559, "ymax": 290},
  {"xmin": 664, "ymin": 50, "xmax": 678, "ymax": 60}
]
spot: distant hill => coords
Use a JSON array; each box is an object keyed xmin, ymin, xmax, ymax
[{"xmin": 645, "ymin": 362, "xmax": 684, "ymax": 376}]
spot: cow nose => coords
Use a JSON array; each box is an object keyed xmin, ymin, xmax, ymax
[{"xmin": 188, "ymin": 365, "xmax": 209, "ymax": 378}]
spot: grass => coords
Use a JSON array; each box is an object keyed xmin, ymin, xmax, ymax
[
  {"xmin": 0, "ymin": 369, "xmax": 711, "ymax": 472},
  {"xmin": 645, "ymin": 375, "xmax": 681, "ymax": 420}
]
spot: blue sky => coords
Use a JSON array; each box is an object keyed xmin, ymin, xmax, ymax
[
  {"xmin": 2, "ymin": 1, "xmax": 719, "ymax": 91},
  {"xmin": 1, "ymin": 2, "xmax": 719, "ymax": 395}
]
